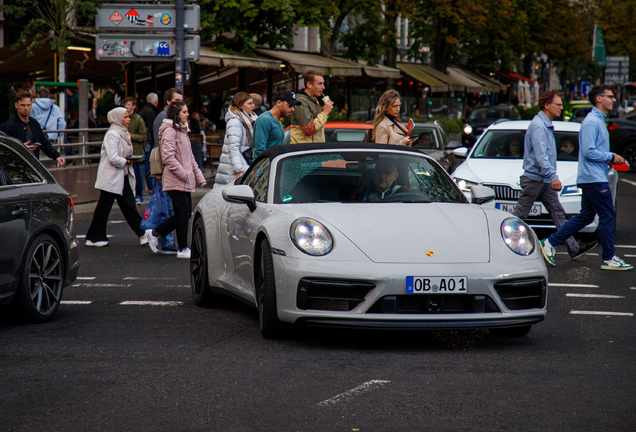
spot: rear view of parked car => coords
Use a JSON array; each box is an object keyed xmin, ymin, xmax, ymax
[{"xmin": 0, "ymin": 133, "xmax": 79, "ymax": 322}]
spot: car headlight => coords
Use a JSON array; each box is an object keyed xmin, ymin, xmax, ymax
[
  {"xmin": 501, "ymin": 218, "xmax": 535, "ymax": 256},
  {"xmin": 561, "ymin": 185, "xmax": 582, "ymax": 196},
  {"xmin": 454, "ymin": 178, "xmax": 478, "ymax": 192},
  {"xmin": 290, "ymin": 218, "xmax": 333, "ymax": 256},
  {"xmin": 463, "ymin": 124, "xmax": 473, "ymax": 135}
]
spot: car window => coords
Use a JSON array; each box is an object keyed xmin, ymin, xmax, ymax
[
  {"xmin": 511, "ymin": 108, "xmax": 520, "ymax": 120},
  {"xmin": 470, "ymin": 108, "xmax": 509, "ymax": 121},
  {"xmin": 242, "ymin": 158, "xmax": 270, "ymax": 202},
  {"xmin": 572, "ymin": 106, "xmax": 592, "ymax": 119},
  {"xmin": 0, "ymin": 145, "xmax": 43, "ymax": 185},
  {"xmin": 438, "ymin": 125, "xmax": 449, "ymax": 146},
  {"xmin": 274, "ymin": 151, "xmax": 467, "ymax": 204},
  {"xmin": 471, "ymin": 130, "xmax": 579, "ymax": 161},
  {"xmin": 333, "ymin": 130, "xmax": 368, "ymax": 142},
  {"xmin": 411, "ymin": 127, "xmax": 440, "ymax": 149}
]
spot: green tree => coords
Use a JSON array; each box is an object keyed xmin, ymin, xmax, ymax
[{"xmin": 597, "ymin": 0, "xmax": 636, "ymax": 81}]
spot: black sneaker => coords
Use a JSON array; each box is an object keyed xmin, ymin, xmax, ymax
[{"xmin": 569, "ymin": 241, "xmax": 598, "ymax": 260}]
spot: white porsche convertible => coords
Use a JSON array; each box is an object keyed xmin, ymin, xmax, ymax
[{"xmin": 190, "ymin": 143, "xmax": 548, "ymax": 338}]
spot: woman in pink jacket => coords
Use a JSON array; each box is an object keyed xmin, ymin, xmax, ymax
[{"xmin": 145, "ymin": 101, "xmax": 206, "ymax": 258}]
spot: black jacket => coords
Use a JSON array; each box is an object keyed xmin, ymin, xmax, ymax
[
  {"xmin": 139, "ymin": 103, "xmax": 159, "ymax": 146},
  {"xmin": 0, "ymin": 115, "xmax": 61, "ymax": 160}
]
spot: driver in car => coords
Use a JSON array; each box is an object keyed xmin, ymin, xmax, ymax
[{"xmin": 353, "ymin": 159, "xmax": 410, "ymax": 201}]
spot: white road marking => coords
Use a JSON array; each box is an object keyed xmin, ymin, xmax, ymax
[
  {"xmin": 566, "ymin": 293, "xmax": 624, "ymax": 299},
  {"xmin": 620, "ymin": 178, "xmax": 636, "ymax": 187},
  {"xmin": 73, "ymin": 283, "xmax": 131, "ymax": 288},
  {"xmin": 119, "ymin": 301, "xmax": 183, "ymax": 306},
  {"xmin": 570, "ymin": 311, "xmax": 633, "ymax": 317},
  {"xmin": 109, "ymin": 220, "xmax": 125, "ymax": 224},
  {"xmin": 615, "ymin": 245, "xmax": 636, "ymax": 249},
  {"xmin": 61, "ymin": 300, "xmax": 93, "ymax": 305},
  {"xmin": 625, "ymin": 254, "xmax": 636, "ymax": 258},
  {"xmin": 318, "ymin": 380, "xmax": 390, "ymax": 406},
  {"xmin": 76, "ymin": 235, "xmax": 113, "ymax": 239},
  {"xmin": 556, "ymin": 252, "xmax": 599, "ymax": 256},
  {"xmin": 76, "ymin": 277, "xmax": 96, "ymax": 280},
  {"xmin": 123, "ymin": 277, "xmax": 178, "ymax": 280},
  {"xmin": 549, "ymin": 283, "xmax": 599, "ymax": 288}
]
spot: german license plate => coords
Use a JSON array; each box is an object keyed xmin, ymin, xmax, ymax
[
  {"xmin": 406, "ymin": 277, "xmax": 468, "ymax": 294},
  {"xmin": 495, "ymin": 202, "xmax": 542, "ymax": 215}
]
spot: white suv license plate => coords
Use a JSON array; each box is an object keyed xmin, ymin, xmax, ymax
[
  {"xmin": 496, "ymin": 202, "xmax": 542, "ymax": 215},
  {"xmin": 406, "ymin": 276, "xmax": 468, "ymax": 294}
]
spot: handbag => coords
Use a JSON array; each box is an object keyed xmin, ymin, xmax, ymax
[
  {"xmin": 140, "ymin": 182, "xmax": 170, "ymax": 231},
  {"xmin": 149, "ymin": 146, "xmax": 163, "ymax": 175}
]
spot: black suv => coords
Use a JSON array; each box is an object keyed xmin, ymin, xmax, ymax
[
  {"xmin": 607, "ymin": 110, "xmax": 636, "ymax": 171},
  {"xmin": 0, "ymin": 133, "xmax": 79, "ymax": 322},
  {"xmin": 462, "ymin": 105, "xmax": 521, "ymax": 147}
]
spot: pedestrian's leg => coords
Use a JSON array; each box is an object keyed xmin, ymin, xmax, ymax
[
  {"xmin": 132, "ymin": 162, "xmax": 144, "ymax": 199},
  {"xmin": 584, "ymin": 183, "xmax": 616, "ymax": 261},
  {"xmin": 540, "ymin": 187, "xmax": 579, "ymax": 254},
  {"xmin": 168, "ymin": 190, "xmax": 192, "ymax": 251},
  {"xmin": 85, "ymin": 190, "xmax": 116, "ymax": 242},
  {"xmin": 512, "ymin": 177, "xmax": 542, "ymax": 219},
  {"xmin": 115, "ymin": 178, "xmax": 145, "ymax": 237},
  {"xmin": 144, "ymin": 148, "xmax": 154, "ymax": 193},
  {"xmin": 547, "ymin": 190, "xmax": 596, "ymax": 247}
]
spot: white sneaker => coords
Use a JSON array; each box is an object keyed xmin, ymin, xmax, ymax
[
  {"xmin": 139, "ymin": 233, "xmax": 149, "ymax": 246},
  {"xmin": 601, "ymin": 256, "xmax": 634, "ymax": 271},
  {"xmin": 145, "ymin": 229, "xmax": 160, "ymax": 254},
  {"xmin": 85, "ymin": 239, "xmax": 109, "ymax": 247},
  {"xmin": 177, "ymin": 248, "xmax": 191, "ymax": 259}
]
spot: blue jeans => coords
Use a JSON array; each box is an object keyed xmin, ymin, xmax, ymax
[
  {"xmin": 548, "ymin": 182, "xmax": 616, "ymax": 260},
  {"xmin": 132, "ymin": 162, "xmax": 144, "ymax": 198},
  {"xmin": 144, "ymin": 147, "xmax": 154, "ymax": 192}
]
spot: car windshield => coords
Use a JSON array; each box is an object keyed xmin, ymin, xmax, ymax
[
  {"xmin": 274, "ymin": 151, "xmax": 467, "ymax": 204},
  {"xmin": 470, "ymin": 108, "xmax": 509, "ymax": 121},
  {"xmin": 471, "ymin": 130, "xmax": 580, "ymax": 161},
  {"xmin": 411, "ymin": 127, "xmax": 440, "ymax": 149}
]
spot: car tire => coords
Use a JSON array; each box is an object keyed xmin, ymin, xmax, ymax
[
  {"xmin": 15, "ymin": 234, "xmax": 64, "ymax": 323},
  {"xmin": 490, "ymin": 325, "xmax": 532, "ymax": 337},
  {"xmin": 258, "ymin": 239, "xmax": 283, "ymax": 339},
  {"xmin": 190, "ymin": 218, "xmax": 216, "ymax": 307},
  {"xmin": 622, "ymin": 142, "xmax": 636, "ymax": 171}
]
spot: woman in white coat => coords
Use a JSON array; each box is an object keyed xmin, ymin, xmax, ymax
[
  {"xmin": 213, "ymin": 92, "xmax": 257, "ymax": 188},
  {"xmin": 85, "ymin": 107, "xmax": 147, "ymax": 247}
]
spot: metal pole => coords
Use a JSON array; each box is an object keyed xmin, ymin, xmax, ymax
[
  {"xmin": 78, "ymin": 80, "xmax": 89, "ymax": 165},
  {"xmin": 175, "ymin": 0, "xmax": 185, "ymax": 91}
]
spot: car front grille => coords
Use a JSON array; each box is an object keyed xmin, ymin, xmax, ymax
[
  {"xmin": 483, "ymin": 184, "xmax": 521, "ymax": 200},
  {"xmin": 366, "ymin": 295, "xmax": 500, "ymax": 314},
  {"xmin": 494, "ymin": 277, "xmax": 546, "ymax": 310},
  {"xmin": 297, "ymin": 279, "xmax": 375, "ymax": 311}
]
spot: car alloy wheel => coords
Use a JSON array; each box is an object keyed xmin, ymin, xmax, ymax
[
  {"xmin": 190, "ymin": 218, "xmax": 215, "ymax": 307},
  {"xmin": 258, "ymin": 239, "xmax": 283, "ymax": 339},
  {"xmin": 17, "ymin": 234, "xmax": 64, "ymax": 322}
]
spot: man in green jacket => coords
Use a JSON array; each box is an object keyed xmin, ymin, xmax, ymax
[
  {"xmin": 123, "ymin": 96, "xmax": 148, "ymax": 203},
  {"xmin": 290, "ymin": 70, "xmax": 334, "ymax": 143}
]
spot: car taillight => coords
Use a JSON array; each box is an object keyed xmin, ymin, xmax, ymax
[
  {"xmin": 608, "ymin": 123, "xmax": 619, "ymax": 131},
  {"xmin": 67, "ymin": 196, "xmax": 74, "ymax": 212}
]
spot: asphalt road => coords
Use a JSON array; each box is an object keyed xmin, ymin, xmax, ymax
[{"xmin": 1, "ymin": 174, "xmax": 635, "ymax": 431}]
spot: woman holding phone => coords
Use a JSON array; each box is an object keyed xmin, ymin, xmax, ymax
[
  {"xmin": 85, "ymin": 107, "xmax": 147, "ymax": 247},
  {"xmin": 371, "ymin": 90, "xmax": 417, "ymax": 146}
]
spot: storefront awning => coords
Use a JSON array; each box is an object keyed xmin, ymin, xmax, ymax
[
  {"xmin": 198, "ymin": 47, "xmax": 281, "ymax": 70},
  {"xmin": 475, "ymin": 72, "xmax": 507, "ymax": 91},
  {"xmin": 445, "ymin": 67, "xmax": 484, "ymax": 93},
  {"xmin": 255, "ymin": 49, "xmax": 363, "ymax": 76},
  {"xmin": 448, "ymin": 67, "xmax": 500, "ymax": 93},
  {"xmin": 352, "ymin": 60, "xmax": 401, "ymax": 79},
  {"xmin": 397, "ymin": 63, "xmax": 448, "ymax": 92},
  {"xmin": 416, "ymin": 65, "xmax": 465, "ymax": 92}
]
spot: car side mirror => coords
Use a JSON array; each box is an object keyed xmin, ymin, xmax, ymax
[
  {"xmin": 470, "ymin": 185, "xmax": 495, "ymax": 205},
  {"xmin": 452, "ymin": 147, "xmax": 469, "ymax": 158},
  {"xmin": 222, "ymin": 185, "xmax": 257, "ymax": 212}
]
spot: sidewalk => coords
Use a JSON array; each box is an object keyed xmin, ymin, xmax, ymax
[{"xmin": 74, "ymin": 185, "xmax": 215, "ymax": 220}]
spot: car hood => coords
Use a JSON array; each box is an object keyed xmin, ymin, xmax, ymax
[
  {"xmin": 453, "ymin": 158, "xmax": 579, "ymax": 187},
  {"xmin": 307, "ymin": 203, "xmax": 490, "ymax": 264}
]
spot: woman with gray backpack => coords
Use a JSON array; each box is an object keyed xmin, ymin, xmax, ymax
[{"xmin": 213, "ymin": 92, "xmax": 257, "ymax": 188}]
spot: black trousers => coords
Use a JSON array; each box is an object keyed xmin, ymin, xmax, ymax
[
  {"xmin": 86, "ymin": 177, "xmax": 144, "ymax": 242},
  {"xmin": 154, "ymin": 190, "xmax": 192, "ymax": 251}
]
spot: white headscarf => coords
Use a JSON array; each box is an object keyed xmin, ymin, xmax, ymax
[{"xmin": 107, "ymin": 107, "xmax": 133, "ymax": 149}]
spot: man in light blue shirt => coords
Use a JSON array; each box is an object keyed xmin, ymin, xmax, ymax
[
  {"xmin": 253, "ymin": 90, "xmax": 299, "ymax": 158},
  {"xmin": 513, "ymin": 90, "xmax": 596, "ymax": 260},
  {"xmin": 540, "ymin": 85, "xmax": 632, "ymax": 271}
]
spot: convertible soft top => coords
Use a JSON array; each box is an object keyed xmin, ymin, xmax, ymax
[{"xmin": 255, "ymin": 141, "xmax": 426, "ymax": 165}]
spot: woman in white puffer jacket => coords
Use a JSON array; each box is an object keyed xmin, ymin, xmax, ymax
[{"xmin": 213, "ymin": 92, "xmax": 257, "ymax": 188}]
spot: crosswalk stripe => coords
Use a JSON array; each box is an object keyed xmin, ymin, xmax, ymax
[
  {"xmin": 549, "ymin": 283, "xmax": 599, "ymax": 288},
  {"xmin": 119, "ymin": 301, "xmax": 183, "ymax": 306},
  {"xmin": 570, "ymin": 310, "xmax": 633, "ymax": 317},
  {"xmin": 566, "ymin": 293, "xmax": 624, "ymax": 299}
]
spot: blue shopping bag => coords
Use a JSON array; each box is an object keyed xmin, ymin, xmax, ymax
[{"xmin": 140, "ymin": 182, "xmax": 170, "ymax": 231}]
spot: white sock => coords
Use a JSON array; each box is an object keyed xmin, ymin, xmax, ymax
[{"xmin": 544, "ymin": 239, "xmax": 553, "ymax": 249}]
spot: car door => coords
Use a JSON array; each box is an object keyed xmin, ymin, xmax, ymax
[
  {"xmin": 226, "ymin": 158, "xmax": 271, "ymax": 289},
  {"xmin": 0, "ymin": 144, "xmax": 35, "ymax": 294}
]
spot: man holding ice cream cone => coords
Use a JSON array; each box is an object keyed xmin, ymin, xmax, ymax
[{"xmin": 290, "ymin": 70, "xmax": 334, "ymax": 143}]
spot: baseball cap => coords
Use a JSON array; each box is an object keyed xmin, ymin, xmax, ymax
[{"xmin": 274, "ymin": 90, "xmax": 301, "ymax": 106}]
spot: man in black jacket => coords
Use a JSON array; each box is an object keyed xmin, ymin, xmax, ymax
[
  {"xmin": 139, "ymin": 92, "xmax": 159, "ymax": 193},
  {"xmin": 1, "ymin": 90, "xmax": 66, "ymax": 165}
]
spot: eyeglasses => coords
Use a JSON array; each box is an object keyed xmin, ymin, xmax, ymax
[
  {"xmin": 600, "ymin": 94, "xmax": 616, "ymax": 99},
  {"xmin": 551, "ymin": 103, "xmax": 563, "ymax": 108}
]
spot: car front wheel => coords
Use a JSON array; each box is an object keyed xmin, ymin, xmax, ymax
[
  {"xmin": 190, "ymin": 218, "xmax": 215, "ymax": 307},
  {"xmin": 258, "ymin": 239, "xmax": 283, "ymax": 339},
  {"xmin": 16, "ymin": 234, "xmax": 64, "ymax": 322}
]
